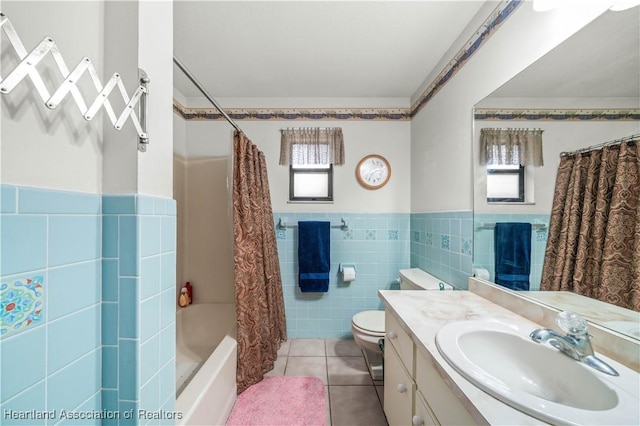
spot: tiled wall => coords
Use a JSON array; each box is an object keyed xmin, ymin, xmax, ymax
[
  {"xmin": 275, "ymin": 212, "xmax": 410, "ymax": 338},
  {"xmin": 102, "ymin": 195, "xmax": 177, "ymax": 426},
  {"xmin": 0, "ymin": 187, "xmax": 177, "ymax": 426},
  {"xmin": 473, "ymin": 213, "xmax": 550, "ymax": 291},
  {"xmin": 1, "ymin": 185, "xmax": 102, "ymax": 425},
  {"xmin": 410, "ymin": 211, "xmax": 474, "ymax": 290}
]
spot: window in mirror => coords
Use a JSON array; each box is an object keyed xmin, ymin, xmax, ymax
[
  {"xmin": 290, "ymin": 164, "xmax": 333, "ymax": 201},
  {"xmin": 487, "ymin": 165, "xmax": 525, "ymax": 202}
]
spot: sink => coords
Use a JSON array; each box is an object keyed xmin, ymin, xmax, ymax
[{"xmin": 436, "ymin": 321, "xmax": 640, "ymax": 425}]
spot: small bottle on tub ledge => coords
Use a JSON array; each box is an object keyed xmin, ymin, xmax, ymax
[
  {"xmin": 185, "ymin": 281, "xmax": 193, "ymax": 304},
  {"xmin": 178, "ymin": 287, "xmax": 189, "ymax": 307}
]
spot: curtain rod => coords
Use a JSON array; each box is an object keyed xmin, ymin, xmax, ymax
[
  {"xmin": 173, "ymin": 56, "xmax": 242, "ymax": 133},
  {"xmin": 560, "ymin": 133, "xmax": 640, "ymax": 157}
]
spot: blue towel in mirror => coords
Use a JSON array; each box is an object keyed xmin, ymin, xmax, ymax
[
  {"xmin": 298, "ymin": 221, "xmax": 330, "ymax": 293},
  {"xmin": 494, "ymin": 222, "xmax": 531, "ymax": 291}
]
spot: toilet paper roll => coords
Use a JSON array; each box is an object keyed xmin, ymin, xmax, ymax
[
  {"xmin": 342, "ymin": 267, "xmax": 356, "ymax": 282},
  {"xmin": 472, "ymin": 268, "xmax": 490, "ymax": 280}
]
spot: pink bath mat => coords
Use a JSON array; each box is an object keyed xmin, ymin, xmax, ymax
[{"xmin": 226, "ymin": 376, "xmax": 325, "ymax": 426}]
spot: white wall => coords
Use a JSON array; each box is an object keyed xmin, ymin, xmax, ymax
[
  {"xmin": 178, "ymin": 117, "xmax": 411, "ymax": 213},
  {"xmin": 1, "ymin": 1, "xmax": 105, "ymax": 193},
  {"xmin": 410, "ymin": 1, "xmax": 611, "ymax": 213}
]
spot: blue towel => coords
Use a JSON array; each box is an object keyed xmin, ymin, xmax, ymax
[
  {"xmin": 494, "ymin": 222, "xmax": 531, "ymax": 291},
  {"xmin": 298, "ymin": 221, "xmax": 330, "ymax": 293}
]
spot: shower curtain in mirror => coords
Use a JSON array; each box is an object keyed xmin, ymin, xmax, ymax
[
  {"xmin": 541, "ymin": 140, "xmax": 640, "ymax": 311},
  {"xmin": 232, "ymin": 130, "xmax": 287, "ymax": 393}
]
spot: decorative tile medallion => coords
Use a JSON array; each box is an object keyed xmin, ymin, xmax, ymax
[
  {"xmin": 412, "ymin": 231, "xmax": 420, "ymax": 243},
  {"xmin": 1, "ymin": 276, "xmax": 44, "ymax": 338},
  {"xmin": 343, "ymin": 229, "xmax": 354, "ymax": 240},
  {"xmin": 276, "ymin": 229, "xmax": 287, "ymax": 240},
  {"xmin": 425, "ymin": 232, "xmax": 433, "ymax": 247},
  {"xmin": 365, "ymin": 230, "xmax": 377, "ymax": 240},
  {"xmin": 461, "ymin": 238, "xmax": 473, "ymax": 256},
  {"xmin": 387, "ymin": 230, "xmax": 399, "ymax": 241},
  {"xmin": 440, "ymin": 235, "xmax": 451, "ymax": 251}
]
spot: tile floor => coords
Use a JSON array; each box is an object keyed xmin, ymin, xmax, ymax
[{"xmin": 265, "ymin": 338, "xmax": 388, "ymax": 426}]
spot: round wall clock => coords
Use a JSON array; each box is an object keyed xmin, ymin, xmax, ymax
[{"xmin": 356, "ymin": 154, "xmax": 391, "ymax": 189}]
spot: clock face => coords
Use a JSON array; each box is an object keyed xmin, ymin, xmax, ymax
[{"xmin": 356, "ymin": 155, "xmax": 391, "ymax": 189}]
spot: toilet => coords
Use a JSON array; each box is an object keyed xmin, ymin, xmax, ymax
[{"xmin": 351, "ymin": 268, "xmax": 453, "ymax": 380}]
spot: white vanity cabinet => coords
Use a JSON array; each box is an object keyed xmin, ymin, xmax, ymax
[{"xmin": 384, "ymin": 308, "xmax": 477, "ymax": 426}]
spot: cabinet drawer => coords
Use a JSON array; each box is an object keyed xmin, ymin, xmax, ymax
[
  {"xmin": 385, "ymin": 310, "xmax": 414, "ymax": 372},
  {"xmin": 384, "ymin": 343, "xmax": 415, "ymax": 426},
  {"xmin": 416, "ymin": 349, "xmax": 477, "ymax": 425},
  {"xmin": 414, "ymin": 391, "xmax": 438, "ymax": 426}
]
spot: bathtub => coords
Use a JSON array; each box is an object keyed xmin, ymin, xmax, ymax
[{"xmin": 175, "ymin": 303, "xmax": 237, "ymax": 426}]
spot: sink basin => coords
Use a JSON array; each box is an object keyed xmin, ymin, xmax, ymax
[{"xmin": 436, "ymin": 321, "xmax": 640, "ymax": 425}]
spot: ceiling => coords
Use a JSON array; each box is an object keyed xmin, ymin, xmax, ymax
[
  {"xmin": 173, "ymin": 2, "xmax": 640, "ymax": 105},
  {"xmin": 173, "ymin": 1, "xmax": 487, "ymax": 101},
  {"xmin": 486, "ymin": 6, "xmax": 640, "ymax": 100}
]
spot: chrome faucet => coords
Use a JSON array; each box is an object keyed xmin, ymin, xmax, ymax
[{"xmin": 529, "ymin": 311, "xmax": 619, "ymax": 376}]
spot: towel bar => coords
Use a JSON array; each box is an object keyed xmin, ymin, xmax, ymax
[{"xmin": 277, "ymin": 217, "xmax": 348, "ymax": 231}]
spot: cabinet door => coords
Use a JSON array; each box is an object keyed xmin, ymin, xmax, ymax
[
  {"xmin": 384, "ymin": 344, "xmax": 414, "ymax": 426},
  {"xmin": 413, "ymin": 392, "xmax": 438, "ymax": 426},
  {"xmin": 385, "ymin": 309, "xmax": 414, "ymax": 370}
]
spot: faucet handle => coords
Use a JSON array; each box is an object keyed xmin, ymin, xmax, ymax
[{"xmin": 556, "ymin": 311, "xmax": 588, "ymax": 336}]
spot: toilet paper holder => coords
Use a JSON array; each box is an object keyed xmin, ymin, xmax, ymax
[{"xmin": 339, "ymin": 263, "xmax": 357, "ymax": 273}]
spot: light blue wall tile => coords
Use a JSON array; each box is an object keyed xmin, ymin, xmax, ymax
[
  {"xmin": 119, "ymin": 340, "xmax": 138, "ymax": 401},
  {"xmin": 160, "ymin": 289, "xmax": 175, "ymax": 329},
  {"xmin": 102, "ymin": 302, "xmax": 118, "ymax": 346},
  {"xmin": 140, "ymin": 373, "xmax": 160, "ymax": 415},
  {"xmin": 1, "ymin": 185, "xmax": 17, "ymax": 213},
  {"xmin": 140, "ymin": 216, "xmax": 161, "ymax": 257},
  {"xmin": 1, "ymin": 215, "xmax": 47, "ymax": 276},
  {"xmin": 158, "ymin": 359, "xmax": 175, "ymax": 407},
  {"xmin": 49, "ymin": 216, "xmax": 100, "ymax": 267},
  {"xmin": 160, "ymin": 252, "xmax": 176, "ymax": 291},
  {"xmin": 48, "ymin": 306, "xmax": 100, "ymax": 373},
  {"xmin": 139, "ymin": 334, "xmax": 159, "ymax": 385},
  {"xmin": 154, "ymin": 198, "xmax": 167, "ymax": 216},
  {"xmin": 47, "ymin": 349, "xmax": 100, "ymax": 417},
  {"xmin": 48, "ymin": 261, "xmax": 100, "ymax": 320},
  {"xmin": 102, "ymin": 215, "xmax": 118, "ymax": 259},
  {"xmin": 119, "ymin": 401, "xmax": 138, "ymax": 426},
  {"xmin": 103, "ymin": 195, "xmax": 136, "ymax": 215},
  {"xmin": 166, "ymin": 199, "xmax": 177, "ymax": 217},
  {"xmin": 158, "ymin": 323, "xmax": 175, "ymax": 366},
  {"xmin": 0, "ymin": 381, "xmax": 45, "ymax": 426},
  {"xmin": 161, "ymin": 217, "xmax": 176, "ymax": 253},
  {"xmin": 140, "ymin": 295, "xmax": 160, "ymax": 342},
  {"xmin": 0, "ymin": 327, "xmax": 46, "ymax": 402},
  {"xmin": 160, "ymin": 395, "xmax": 175, "ymax": 425},
  {"xmin": 140, "ymin": 256, "xmax": 161, "ymax": 300},
  {"xmin": 137, "ymin": 196, "xmax": 155, "ymax": 215},
  {"xmin": 119, "ymin": 278, "xmax": 138, "ymax": 339},
  {"xmin": 102, "ymin": 259, "xmax": 118, "ymax": 302},
  {"xmin": 57, "ymin": 391, "xmax": 100, "ymax": 425},
  {"xmin": 18, "ymin": 187, "xmax": 100, "ymax": 215},
  {"xmin": 101, "ymin": 390, "xmax": 118, "ymax": 426},
  {"xmin": 119, "ymin": 216, "xmax": 138, "ymax": 276},
  {"xmin": 102, "ymin": 346, "xmax": 118, "ymax": 389}
]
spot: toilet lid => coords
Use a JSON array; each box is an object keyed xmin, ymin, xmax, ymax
[{"xmin": 352, "ymin": 310, "xmax": 385, "ymax": 333}]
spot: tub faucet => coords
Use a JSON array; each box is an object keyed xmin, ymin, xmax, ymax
[{"xmin": 529, "ymin": 311, "xmax": 619, "ymax": 376}]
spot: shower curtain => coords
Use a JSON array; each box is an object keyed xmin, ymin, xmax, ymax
[
  {"xmin": 540, "ymin": 140, "xmax": 640, "ymax": 311},
  {"xmin": 232, "ymin": 130, "xmax": 287, "ymax": 393}
]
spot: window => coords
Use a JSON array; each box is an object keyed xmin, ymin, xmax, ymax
[
  {"xmin": 290, "ymin": 164, "xmax": 333, "ymax": 201},
  {"xmin": 487, "ymin": 164, "xmax": 525, "ymax": 202}
]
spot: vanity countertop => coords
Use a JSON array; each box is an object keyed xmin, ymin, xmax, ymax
[{"xmin": 379, "ymin": 290, "xmax": 556, "ymax": 425}]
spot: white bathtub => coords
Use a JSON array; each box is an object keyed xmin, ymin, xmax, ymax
[{"xmin": 175, "ymin": 303, "xmax": 237, "ymax": 426}]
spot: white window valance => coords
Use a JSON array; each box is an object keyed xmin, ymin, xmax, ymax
[
  {"xmin": 480, "ymin": 128, "xmax": 544, "ymax": 166},
  {"xmin": 279, "ymin": 127, "xmax": 345, "ymax": 166}
]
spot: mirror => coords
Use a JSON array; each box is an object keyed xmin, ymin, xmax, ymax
[{"xmin": 472, "ymin": 7, "xmax": 640, "ymax": 339}]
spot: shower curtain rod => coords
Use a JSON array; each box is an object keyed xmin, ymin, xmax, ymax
[
  {"xmin": 173, "ymin": 56, "xmax": 242, "ymax": 133},
  {"xmin": 560, "ymin": 133, "xmax": 640, "ymax": 157}
]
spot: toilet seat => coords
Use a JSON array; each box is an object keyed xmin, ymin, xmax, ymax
[{"xmin": 352, "ymin": 310, "xmax": 385, "ymax": 335}]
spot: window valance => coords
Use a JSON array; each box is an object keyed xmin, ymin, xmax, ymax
[
  {"xmin": 279, "ymin": 127, "xmax": 345, "ymax": 166},
  {"xmin": 480, "ymin": 128, "xmax": 544, "ymax": 166}
]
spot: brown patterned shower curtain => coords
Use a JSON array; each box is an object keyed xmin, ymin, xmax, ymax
[
  {"xmin": 232, "ymin": 131, "xmax": 287, "ymax": 393},
  {"xmin": 541, "ymin": 139, "xmax": 640, "ymax": 311}
]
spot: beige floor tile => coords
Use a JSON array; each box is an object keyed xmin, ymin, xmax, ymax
[
  {"xmin": 327, "ymin": 356, "xmax": 372, "ymax": 386},
  {"xmin": 326, "ymin": 338, "xmax": 363, "ymax": 357},
  {"xmin": 264, "ymin": 356, "xmax": 287, "ymax": 376},
  {"xmin": 329, "ymin": 386, "xmax": 388, "ymax": 426},
  {"xmin": 289, "ymin": 338, "xmax": 326, "ymax": 356},
  {"xmin": 277, "ymin": 339, "xmax": 291, "ymax": 357},
  {"xmin": 285, "ymin": 356, "xmax": 328, "ymax": 385},
  {"xmin": 325, "ymin": 386, "xmax": 332, "ymax": 426}
]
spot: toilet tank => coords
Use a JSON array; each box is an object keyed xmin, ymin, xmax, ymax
[{"xmin": 399, "ymin": 268, "xmax": 453, "ymax": 290}]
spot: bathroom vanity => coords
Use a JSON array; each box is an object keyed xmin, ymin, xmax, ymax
[{"xmin": 379, "ymin": 278, "xmax": 640, "ymax": 425}]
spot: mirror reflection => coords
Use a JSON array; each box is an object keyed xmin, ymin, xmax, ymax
[{"xmin": 472, "ymin": 7, "xmax": 640, "ymax": 339}]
